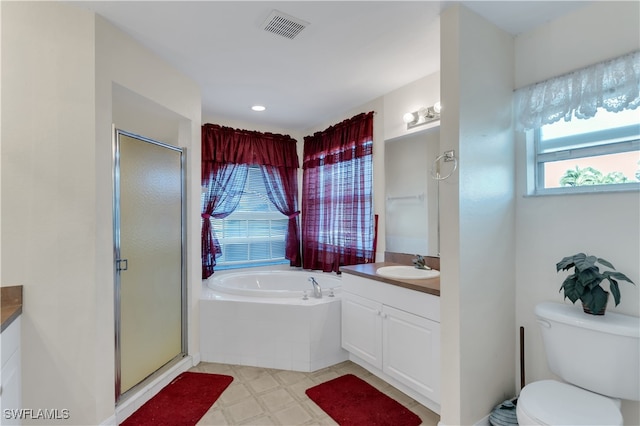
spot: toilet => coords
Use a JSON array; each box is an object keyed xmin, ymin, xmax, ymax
[{"xmin": 517, "ymin": 302, "xmax": 639, "ymax": 426}]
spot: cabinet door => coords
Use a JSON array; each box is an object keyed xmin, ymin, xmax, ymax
[
  {"xmin": 1, "ymin": 317, "xmax": 21, "ymax": 425},
  {"xmin": 341, "ymin": 291, "xmax": 383, "ymax": 369},
  {"xmin": 382, "ymin": 305, "xmax": 440, "ymax": 403}
]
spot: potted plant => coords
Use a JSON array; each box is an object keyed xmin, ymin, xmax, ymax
[{"xmin": 556, "ymin": 253, "xmax": 635, "ymax": 315}]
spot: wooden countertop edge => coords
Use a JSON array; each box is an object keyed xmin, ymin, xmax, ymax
[
  {"xmin": 1, "ymin": 285, "xmax": 23, "ymax": 332},
  {"xmin": 1, "ymin": 305, "xmax": 22, "ymax": 333},
  {"xmin": 340, "ymin": 262, "xmax": 440, "ymax": 297}
]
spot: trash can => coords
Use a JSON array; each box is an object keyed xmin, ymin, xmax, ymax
[{"xmin": 489, "ymin": 399, "xmax": 518, "ymax": 426}]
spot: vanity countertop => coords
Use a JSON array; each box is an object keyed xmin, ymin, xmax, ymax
[
  {"xmin": 340, "ymin": 262, "xmax": 440, "ymax": 297},
  {"xmin": 1, "ymin": 285, "xmax": 23, "ymax": 332}
]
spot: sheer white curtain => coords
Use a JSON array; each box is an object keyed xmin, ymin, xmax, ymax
[{"xmin": 514, "ymin": 50, "xmax": 640, "ymax": 131}]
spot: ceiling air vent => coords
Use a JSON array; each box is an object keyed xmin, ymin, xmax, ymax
[{"xmin": 262, "ymin": 10, "xmax": 309, "ymax": 40}]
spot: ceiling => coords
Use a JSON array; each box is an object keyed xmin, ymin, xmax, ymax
[{"xmin": 75, "ymin": 1, "xmax": 590, "ymax": 131}]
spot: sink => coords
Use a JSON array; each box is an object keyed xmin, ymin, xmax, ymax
[{"xmin": 376, "ymin": 265, "xmax": 440, "ymax": 280}]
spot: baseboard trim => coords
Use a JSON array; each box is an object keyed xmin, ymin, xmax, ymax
[
  {"xmin": 437, "ymin": 414, "xmax": 490, "ymax": 426},
  {"xmin": 99, "ymin": 414, "xmax": 117, "ymax": 426}
]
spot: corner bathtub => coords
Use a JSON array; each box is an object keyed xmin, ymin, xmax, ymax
[{"xmin": 200, "ymin": 269, "xmax": 348, "ymax": 372}]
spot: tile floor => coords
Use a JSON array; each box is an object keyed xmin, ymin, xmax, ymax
[{"xmin": 190, "ymin": 360, "xmax": 440, "ymax": 426}]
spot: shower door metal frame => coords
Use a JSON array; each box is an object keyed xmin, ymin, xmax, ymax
[{"xmin": 112, "ymin": 127, "xmax": 188, "ymax": 404}]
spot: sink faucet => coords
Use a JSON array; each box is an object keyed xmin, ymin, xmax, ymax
[
  {"xmin": 412, "ymin": 254, "xmax": 431, "ymax": 270},
  {"xmin": 308, "ymin": 277, "xmax": 322, "ymax": 298}
]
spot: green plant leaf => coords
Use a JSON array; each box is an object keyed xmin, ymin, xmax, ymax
[
  {"xmin": 574, "ymin": 254, "xmax": 597, "ymax": 272},
  {"xmin": 580, "ymin": 289, "xmax": 593, "ymax": 306},
  {"xmin": 603, "ymin": 270, "xmax": 635, "ymax": 284},
  {"xmin": 556, "ymin": 254, "xmax": 579, "ymax": 272},
  {"xmin": 577, "ymin": 267, "xmax": 603, "ymax": 289},
  {"xmin": 560, "ymin": 275, "xmax": 582, "ymax": 303},
  {"xmin": 596, "ymin": 257, "xmax": 615, "ymax": 270},
  {"xmin": 609, "ymin": 279, "xmax": 621, "ymax": 306},
  {"xmin": 584, "ymin": 286, "xmax": 609, "ymax": 313}
]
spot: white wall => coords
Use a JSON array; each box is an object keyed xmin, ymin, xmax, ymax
[
  {"xmin": 439, "ymin": 5, "xmax": 516, "ymax": 425},
  {"xmin": 0, "ymin": 0, "xmax": 3, "ymax": 285},
  {"xmin": 96, "ymin": 14, "xmax": 201, "ymax": 424},
  {"xmin": 1, "ymin": 2, "xmax": 99, "ymax": 424},
  {"xmin": 514, "ymin": 2, "xmax": 640, "ymax": 424},
  {"xmin": 383, "ymin": 72, "xmax": 440, "ymax": 141},
  {"xmin": 1, "ymin": 2, "xmax": 201, "ymax": 424}
]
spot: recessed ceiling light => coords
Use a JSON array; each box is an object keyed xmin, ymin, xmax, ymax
[{"xmin": 251, "ymin": 105, "xmax": 266, "ymax": 112}]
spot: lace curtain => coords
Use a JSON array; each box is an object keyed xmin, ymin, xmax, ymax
[{"xmin": 514, "ymin": 50, "xmax": 640, "ymax": 131}]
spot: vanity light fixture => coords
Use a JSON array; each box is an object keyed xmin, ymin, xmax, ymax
[
  {"xmin": 402, "ymin": 102, "xmax": 441, "ymax": 130},
  {"xmin": 251, "ymin": 105, "xmax": 266, "ymax": 112}
]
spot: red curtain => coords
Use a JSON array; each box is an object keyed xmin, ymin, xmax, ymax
[
  {"xmin": 202, "ymin": 124, "xmax": 299, "ymax": 173},
  {"xmin": 260, "ymin": 166, "xmax": 302, "ymax": 267},
  {"xmin": 201, "ymin": 163, "xmax": 248, "ymax": 278},
  {"xmin": 301, "ymin": 112, "xmax": 375, "ymax": 273},
  {"xmin": 201, "ymin": 124, "xmax": 301, "ymax": 278}
]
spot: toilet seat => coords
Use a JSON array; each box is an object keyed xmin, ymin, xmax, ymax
[{"xmin": 518, "ymin": 380, "xmax": 623, "ymax": 426}]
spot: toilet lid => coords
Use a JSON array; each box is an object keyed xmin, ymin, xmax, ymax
[{"xmin": 519, "ymin": 380, "xmax": 622, "ymax": 426}]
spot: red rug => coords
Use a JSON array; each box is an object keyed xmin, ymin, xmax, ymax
[
  {"xmin": 121, "ymin": 372, "xmax": 233, "ymax": 426},
  {"xmin": 306, "ymin": 374, "xmax": 422, "ymax": 426}
]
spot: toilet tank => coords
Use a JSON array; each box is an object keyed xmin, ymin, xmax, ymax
[{"xmin": 535, "ymin": 302, "xmax": 640, "ymax": 401}]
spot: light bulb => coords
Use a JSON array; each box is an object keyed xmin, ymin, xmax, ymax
[
  {"xmin": 402, "ymin": 112, "xmax": 416, "ymax": 124},
  {"xmin": 433, "ymin": 102, "xmax": 442, "ymax": 114},
  {"xmin": 251, "ymin": 105, "xmax": 266, "ymax": 112}
]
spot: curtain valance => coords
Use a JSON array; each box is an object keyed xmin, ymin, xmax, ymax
[
  {"xmin": 514, "ymin": 50, "xmax": 640, "ymax": 131},
  {"xmin": 303, "ymin": 111, "xmax": 374, "ymax": 169},
  {"xmin": 202, "ymin": 124, "xmax": 299, "ymax": 176}
]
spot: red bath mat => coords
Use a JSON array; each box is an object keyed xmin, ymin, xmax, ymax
[
  {"xmin": 121, "ymin": 372, "xmax": 233, "ymax": 426},
  {"xmin": 306, "ymin": 374, "xmax": 422, "ymax": 426}
]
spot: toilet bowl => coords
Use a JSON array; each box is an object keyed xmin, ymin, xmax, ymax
[
  {"xmin": 516, "ymin": 302, "xmax": 638, "ymax": 426},
  {"xmin": 517, "ymin": 380, "xmax": 622, "ymax": 426}
]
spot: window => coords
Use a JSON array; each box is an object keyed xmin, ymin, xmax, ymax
[
  {"xmin": 531, "ymin": 108, "xmax": 640, "ymax": 195},
  {"xmin": 206, "ymin": 166, "xmax": 288, "ymax": 268},
  {"xmin": 305, "ymin": 142, "xmax": 374, "ymax": 251},
  {"xmin": 301, "ymin": 111, "xmax": 375, "ymax": 272}
]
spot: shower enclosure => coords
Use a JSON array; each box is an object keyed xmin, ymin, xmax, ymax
[{"xmin": 112, "ymin": 128, "xmax": 187, "ymax": 403}]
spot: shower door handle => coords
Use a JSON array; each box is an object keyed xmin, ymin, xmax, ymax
[{"xmin": 116, "ymin": 259, "xmax": 128, "ymax": 272}]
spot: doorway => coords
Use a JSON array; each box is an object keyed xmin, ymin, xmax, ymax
[{"xmin": 113, "ymin": 128, "xmax": 186, "ymax": 403}]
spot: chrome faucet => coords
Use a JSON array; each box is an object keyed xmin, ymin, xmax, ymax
[
  {"xmin": 308, "ymin": 277, "xmax": 322, "ymax": 298},
  {"xmin": 412, "ymin": 254, "xmax": 432, "ymax": 270}
]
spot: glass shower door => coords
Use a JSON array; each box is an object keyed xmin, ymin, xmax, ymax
[{"xmin": 114, "ymin": 129, "xmax": 186, "ymax": 400}]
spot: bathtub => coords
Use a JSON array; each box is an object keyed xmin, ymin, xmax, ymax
[
  {"xmin": 200, "ymin": 269, "xmax": 348, "ymax": 372},
  {"xmin": 207, "ymin": 270, "xmax": 341, "ymax": 298}
]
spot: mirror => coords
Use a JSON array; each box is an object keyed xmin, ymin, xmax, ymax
[{"xmin": 384, "ymin": 128, "xmax": 440, "ymax": 257}]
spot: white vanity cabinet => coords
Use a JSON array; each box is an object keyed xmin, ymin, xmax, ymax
[
  {"xmin": 341, "ymin": 273, "xmax": 440, "ymax": 413},
  {"xmin": 342, "ymin": 291, "xmax": 383, "ymax": 368},
  {"xmin": 1, "ymin": 316, "xmax": 22, "ymax": 425}
]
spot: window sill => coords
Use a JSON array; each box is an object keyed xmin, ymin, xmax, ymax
[
  {"xmin": 525, "ymin": 182, "xmax": 640, "ymax": 197},
  {"xmin": 215, "ymin": 260, "xmax": 289, "ymax": 271}
]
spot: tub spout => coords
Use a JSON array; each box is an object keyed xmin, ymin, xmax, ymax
[{"xmin": 308, "ymin": 277, "xmax": 322, "ymax": 298}]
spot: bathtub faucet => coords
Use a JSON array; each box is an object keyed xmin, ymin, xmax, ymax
[{"xmin": 308, "ymin": 277, "xmax": 322, "ymax": 298}]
